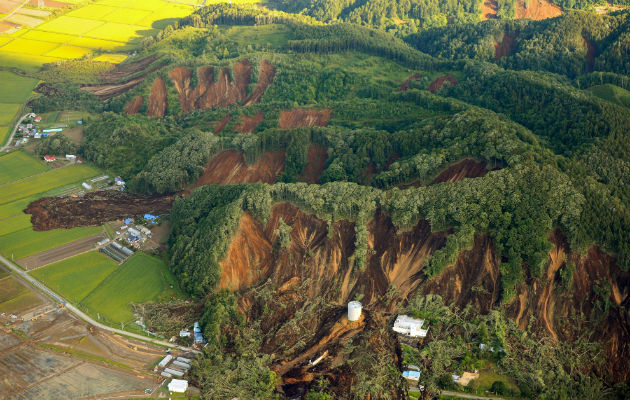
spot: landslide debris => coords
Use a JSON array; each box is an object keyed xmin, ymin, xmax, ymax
[
  {"xmin": 146, "ymin": 77, "xmax": 167, "ymax": 117},
  {"xmin": 278, "ymin": 108, "xmax": 333, "ymax": 129},
  {"xmin": 25, "ymin": 191, "xmax": 175, "ymax": 231},
  {"xmin": 193, "ymin": 149, "xmax": 285, "ymax": 186},
  {"xmin": 428, "ymin": 74, "xmax": 458, "ymax": 93}
]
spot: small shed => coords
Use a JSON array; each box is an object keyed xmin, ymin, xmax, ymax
[{"xmin": 82, "ymin": 182, "xmax": 93, "ymax": 190}]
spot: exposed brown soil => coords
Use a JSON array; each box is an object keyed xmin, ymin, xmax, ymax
[
  {"xmin": 213, "ymin": 115, "xmax": 232, "ymax": 134},
  {"xmin": 481, "ymin": 0, "xmax": 498, "ymax": 19},
  {"xmin": 167, "ymin": 59, "xmax": 273, "ymax": 114},
  {"xmin": 235, "ymin": 113, "xmax": 264, "ymax": 133},
  {"xmin": 80, "ymin": 55, "xmax": 163, "ymax": 100},
  {"xmin": 244, "ymin": 59, "xmax": 276, "ymax": 106},
  {"xmin": 428, "ymin": 74, "xmax": 458, "ymax": 93},
  {"xmin": 515, "ymin": 0, "xmax": 562, "ymax": 20},
  {"xmin": 24, "ymin": 191, "xmax": 175, "ymax": 231},
  {"xmin": 397, "ymin": 73, "xmax": 422, "ymax": 92},
  {"xmin": 97, "ymin": 55, "xmax": 159, "ymax": 84},
  {"xmin": 299, "ymin": 144, "xmax": 327, "ymax": 184},
  {"xmin": 278, "ymin": 108, "xmax": 333, "ymax": 129},
  {"xmin": 193, "ymin": 149, "xmax": 285, "ymax": 186},
  {"xmin": 494, "ymin": 33, "xmax": 517, "ymax": 60},
  {"xmin": 431, "ymin": 159, "xmax": 489, "ymax": 184},
  {"xmin": 124, "ymin": 96, "xmax": 144, "ymax": 115},
  {"xmin": 18, "ymin": 233, "xmax": 107, "ymax": 270},
  {"xmin": 146, "ymin": 77, "xmax": 167, "ymax": 117}
]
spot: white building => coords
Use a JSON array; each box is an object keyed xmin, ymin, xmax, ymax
[
  {"xmin": 393, "ymin": 314, "xmax": 429, "ymax": 337},
  {"xmin": 168, "ymin": 379, "xmax": 188, "ymax": 393}
]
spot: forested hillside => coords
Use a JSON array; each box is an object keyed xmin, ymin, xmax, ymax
[{"xmin": 25, "ymin": 3, "xmax": 630, "ymax": 399}]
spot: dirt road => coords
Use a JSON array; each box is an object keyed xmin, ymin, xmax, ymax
[{"xmin": 1, "ymin": 113, "xmax": 29, "ymax": 151}]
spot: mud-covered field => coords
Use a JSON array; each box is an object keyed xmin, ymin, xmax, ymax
[{"xmin": 25, "ymin": 191, "xmax": 175, "ymax": 231}]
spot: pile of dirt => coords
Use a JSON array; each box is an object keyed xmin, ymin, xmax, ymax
[
  {"xmin": 397, "ymin": 73, "xmax": 422, "ymax": 92},
  {"xmin": 213, "ymin": 115, "xmax": 232, "ymax": 134},
  {"xmin": 146, "ymin": 77, "xmax": 167, "ymax": 117},
  {"xmin": 81, "ymin": 77, "xmax": 146, "ymax": 100},
  {"xmin": 299, "ymin": 144, "xmax": 328, "ymax": 184},
  {"xmin": 167, "ymin": 59, "xmax": 274, "ymax": 114},
  {"xmin": 193, "ymin": 149, "xmax": 285, "ymax": 186},
  {"xmin": 428, "ymin": 74, "xmax": 458, "ymax": 93},
  {"xmin": 494, "ymin": 33, "xmax": 517, "ymax": 60},
  {"xmin": 235, "ymin": 113, "xmax": 264, "ymax": 133},
  {"xmin": 278, "ymin": 108, "xmax": 333, "ymax": 129},
  {"xmin": 515, "ymin": 0, "xmax": 562, "ymax": 20},
  {"xmin": 25, "ymin": 191, "xmax": 175, "ymax": 231},
  {"xmin": 431, "ymin": 159, "xmax": 489, "ymax": 184},
  {"xmin": 124, "ymin": 96, "xmax": 144, "ymax": 115}
]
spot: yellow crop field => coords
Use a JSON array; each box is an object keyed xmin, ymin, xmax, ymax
[
  {"xmin": 37, "ymin": 16, "xmax": 105, "ymax": 35},
  {"xmin": 45, "ymin": 45, "xmax": 92, "ymax": 59},
  {"xmin": 66, "ymin": 4, "xmax": 117, "ymax": 19},
  {"xmin": 86, "ymin": 22, "xmax": 156, "ymax": 42},
  {"xmin": 103, "ymin": 8, "xmax": 153, "ymax": 24},
  {"xmin": 68, "ymin": 36, "xmax": 123, "ymax": 50},
  {"xmin": 21, "ymin": 30, "xmax": 77, "ymax": 44},
  {"xmin": 0, "ymin": 38, "xmax": 59, "ymax": 56},
  {"xmin": 93, "ymin": 53, "xmax": 127, "ymax": 63},
  {"xmin": 0, "ymin": 52, "xmax": 61, "ymax": 71}
]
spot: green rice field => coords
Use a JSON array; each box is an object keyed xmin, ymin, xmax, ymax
[
  {"xmin": 80, "ymin": 252, "xmax": 182, "ymax": 325},
  {"xmin": 0, "ymin": 71, "xmax": 38, "ymax": 103},
  {"xmin": 0, "ymin": 274, "xmax": 42, "ymax": 313},
  {"xmin": 0, "ymin": 151, "xmax": 50, "ymax": 185},
  {"xmin": 31, "ymin": 251, "xmax": 119, "ymax": 303},
  {"xmin": 0, "ymin": 225, "xmax": 104, "ymax": 260}
]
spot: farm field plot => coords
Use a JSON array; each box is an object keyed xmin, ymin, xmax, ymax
[
  {"xmin": 35, "ymin": 15, "xmax": 105, "ymax": 35},
  {"xmin": 0, "ymin": 52, "xmax": 61, "ymax": 71},
  {"xmin": 93, "ymin": 53, "xmax": 126, "ymax": 63},
  {"xmin": 0, "ymin": 102, "xmax": 20, "ymax": 125},
  {"xmin": 31, "ymin": 251, "xmax": 118, "ymax": 303},
  {"xmin": 80, "ymin": 252, "xmax": 182, "ymax": 325},
  {"xmin": 0, "ymin": 225, "xmax": 104, "ymax": 260},
  {"xmin": 0, "ymin": 37, "xmax": 59, "ymax": 55},
  {"xmin": 0, "ymin": 163, "xmax": 100, "ymax": 205},
  {"xmin": 0, "ymin": 275, "xmax": 42, "ymax": 313},
  {"xmin": 0, "ymin": 126, "xmax": 9, "ymax": 146},
  {"xmin": 0, "ymin": 71, "xmax": 38, "ymax": 103},
  {"xmin": 0, "ymin": 195, "xmax": 40, "ymax": 220},
  {"xmin": 86, "ymin": 21, "xmax": 157, "ymax": 42},
  {"xmin": 66, "ymin": 3, "xmax": 118, "ymax": 19},
  {"xmin": 0, "ymin": 151, "xmax": 50, "ymax": 185},
  {"xmin": 0, "ymin": 214, "xmax": 32, "ymax": 237},
  {"xmin": 45, "ymin": 44, "xmax": 92, "ymax": 59},
  {"xmin": 21, "ymin": 30, "xmax": 76, "ymax": 43}
]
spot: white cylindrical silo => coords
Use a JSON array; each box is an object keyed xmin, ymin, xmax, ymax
[{"xmin": 348, "ymin": 301, "xmax": 362, "ymax": 321}]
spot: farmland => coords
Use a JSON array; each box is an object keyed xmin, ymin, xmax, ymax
[
  {"xmin": 0, "ymin": 151, "xmax": 50, "ymax": 185},
  {"xmin": 0, "ymin": 157, "xmax": 104, "ymax": 260},
  {"xmin": 0, "ymin": 273, "xmax": 42, "ymax": 313},
  {"xmin": 80, "ymin": 252, "xmax": 182, "ymax": 326},
  {"xmin": 31, "ymin": 251, "xmax": 119, "ymax": 303}
]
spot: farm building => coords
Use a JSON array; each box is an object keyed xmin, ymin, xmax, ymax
[
  {"xmin": 393, "ymin": 315, "xmax": 429, "ymax": 337},
  {"xmin": 43, "ymin": 155, "xmax": 55, "ymax": 162},
  {"xmin": 158, "ymin": 355, "xmax": 173, "ymax": 368},
  {"xmin": 193, "ymin": 322, "xmax": 206, "ymax": 344},
  {"xmin": 179, "ymin": 330, "xmax": 191, "ymax": 337},
  {"xmin": 403, "ymin": 370, "xmax": 420, "ymax": 381},
  {"xmin": 82, "ymin": 182, "xmax": 93, "ymax": 190},
  {"xmin": 168, "ymin": 379, "xmax": 188, "ymax": 393},
  {"xmin": 144, "ymin": 214, "xmax": 158, "ymax": 223},
  {"xmin": 66, "ymin": 154, "xmax": 76, "ymax": 160}
]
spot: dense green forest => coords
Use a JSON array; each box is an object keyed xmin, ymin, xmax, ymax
[{"xmin": 28, "ymin": 3, "xmax": 630, "ymax": 399}]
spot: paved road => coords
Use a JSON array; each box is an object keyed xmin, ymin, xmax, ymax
[
  {"xmin": 1, "ymin": 113, "xmax": 30, "ymax": 151},
  {"xmin": 0, "ymin": 253, "xmax": 199, "ymax": 354}
]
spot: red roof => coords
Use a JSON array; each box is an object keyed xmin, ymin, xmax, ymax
[
  {"xmin": 44, "ymin": 155, "xmax": 56, "ymax": 161},
  {"xmin": 34, "ymin": 116, "xmax": 42, "ymax": 122}
]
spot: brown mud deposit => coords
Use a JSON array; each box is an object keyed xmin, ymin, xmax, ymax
[
  {"xmin": 515, "ymin": 0, "xmax": 562, "ymax": 20},
  {"xmin": 278, "ymin": 108, "xmax": 333, "ymax": 129},
  {"xmin": 300, "ymin": 144, "xmax": 328, "ymax": 184},
  {"xmin": 168, "ymin": 59, "xmax": 274, "ymax": 114},
  {"xmin": 398, "ymin": 73, "xmax": 422, "ymax": 92},
  {"xmin": 235, "ymin": 113, "xmax": 264, "ymax": 133},
  {"xmin": 124, "ymin": 96, "xmax": 144, "ymax": 115},
  {"xmin": 213, "ymin": 115, "xmax": 232, "ymax": 134},
  {"xmin": 25, "ymin": 191, "xmax": 175, "ymax": 231},
  {"xmin": 81, "ymin": 55, "xmax": 163, "ymax": 100},
  {"xmin": 146, "ymin": 77, "xmax": 167, "ymax": 117},
  {"xmin": 219, "ymin": 204, "xmax": 448, "ymax": 390},
  {"xmin": 431, "ymin": 159, "xmax": 489, "ymax": 184},
  {"xmin": 428, "ymin": 74, "xmax": 458, "ymax": 93},
  {"xmin": 194, "ymin": 149, "xmax": 285, "ymax": 186},
  {"xmin": 494, "ymin": 33, "xmax": 517, "ymax": 60}
]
